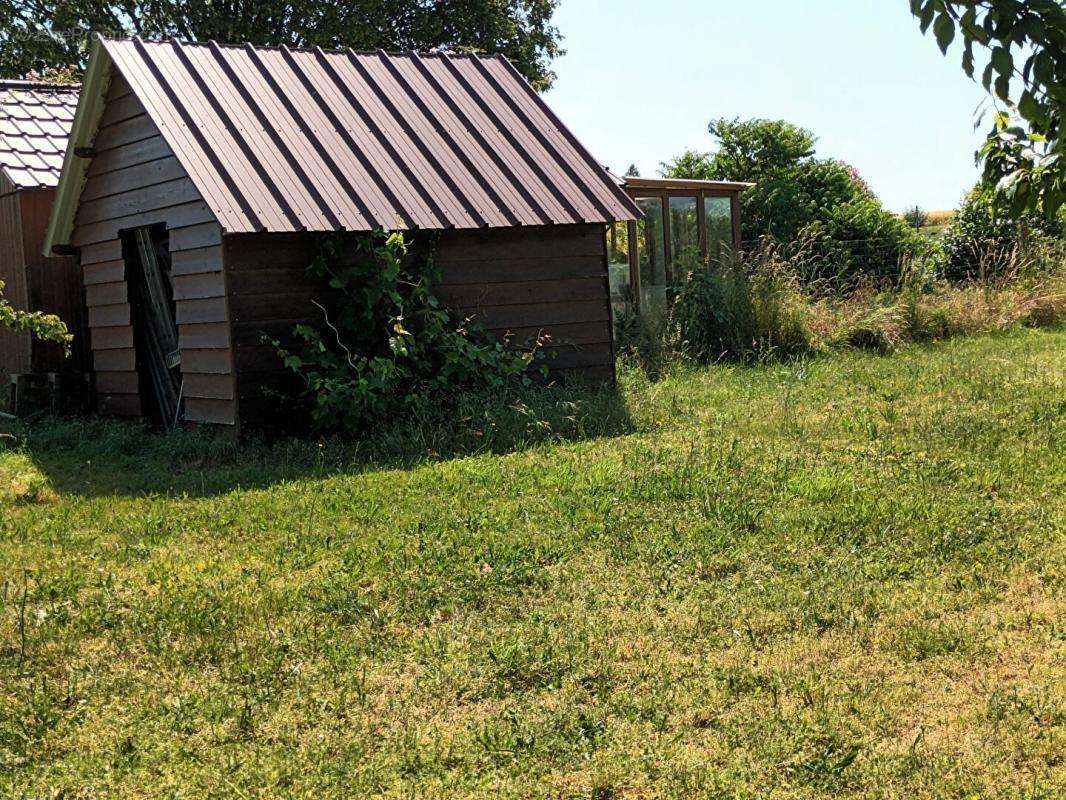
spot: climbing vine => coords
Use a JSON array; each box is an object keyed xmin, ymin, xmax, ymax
[{"xmin": 270, "ymin": 232, "xmax": 544, "ymax": 432}]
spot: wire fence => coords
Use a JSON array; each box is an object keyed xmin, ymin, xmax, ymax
[
  {"xmin": 734, "ymin": 232, "xmax": 1064, "ymax": 293},
  {"xmin": 736, "ymin": 235, "xmax": 937, "ymax": 291}
]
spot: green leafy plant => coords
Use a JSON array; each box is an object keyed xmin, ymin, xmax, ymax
[
  {"xmin": 910, "ymin": 0, "xmax": 1065, "ymax": 220},
  {"xmin": 667, "ymin": 242, "xmax": 812, "ymax": 363},
  {"xmin": 0, "ymin": 278, "xmax": 71, "ymax": 353},
  {"xmin": 942, "ymin": 184, "xmax": 1063, "ymax": 280},
  {"xmin": 269, "ymin": 232, "xmax": 542, "ymax": 433}
]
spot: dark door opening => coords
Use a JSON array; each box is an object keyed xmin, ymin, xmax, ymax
[{"xmin": 122, "ymin": 225, "xmax": 182, "ymax": 429}]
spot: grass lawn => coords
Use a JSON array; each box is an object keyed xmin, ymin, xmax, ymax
[{"xmin": 1, "ymin": 329, "xmax": 1063, "ymax": 798}]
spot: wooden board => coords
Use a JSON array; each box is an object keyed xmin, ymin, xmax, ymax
[
  {"xmin": 84, "ymin": 156, "xmax": 186, "ymax": 198},
  {"xmin": 92, "ymin": 347, "xmax": 136, "ymax": 371},
  {"xmin": 185, "ymin": 397, "xmax": 236, "ymax": 425},
  {"xmin": 453, "ymin": 299, "xmax": 610, "ymax": 329},
  {"xmin": 86, "ymin": 135, "xmax": 174, "ymax": 178},
  {"xmin": 174, "ymin": 297, "xmax": 229, "ymax": 325},
  {"xmin": 183, "ymin": 373, "xmax": 235, "ymax": 400},
  {"xmin": 83, "ymin": 259, "xmax": 125, "ymax": 285},
  {"xmin": 90, "ymin": 325, "xmax": 134, "ymax": 351},
  {"xmin": 170, "ymin": 245, "xmax": 223, "ymax": 276},
  {"xmin": 437, "ymin": 254, "xmax": 605, "ymax": 285},
  {"xmin": 435, "ymin": 224, "xmax": 605, "ymax": 261},
  {"xmin": 437, "ymin": 276, "xmax": 606, "ymax": 308},
  {"xmin": 173, "ymin": 271, "xmax": 226, "ymax": 301},
  {"xmin": 181, "ymin": 348, "xmax": 233, "ymax": 374},
  {"xmin": 95, "ymin": 370, "xmax": 139, "ymax": 394},
  {"xmin": 88, "ymin": 303, "xmax": 131, "ymax": 328},
  {"xmin": 85, "ymin": 281, "xmax": 127, "ymax": 307},
  {"xmin": 178, "ymin": 322, "xmax": 231, "ymax": 349}
]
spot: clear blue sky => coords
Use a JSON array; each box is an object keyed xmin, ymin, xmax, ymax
[{"xmin": 543, "ymin": 0, "xmax": 991, "ymax": 212}]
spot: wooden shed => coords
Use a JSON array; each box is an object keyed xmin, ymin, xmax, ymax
[
  {"xmin": 44, "ymin": 36, "xmax": 639, "ymax": 431},
  {"xmin": 0, "ymin": 80, "xmax": 88, "ymax": 383}
]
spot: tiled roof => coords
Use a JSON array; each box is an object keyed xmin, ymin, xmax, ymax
[
  {"xmin": 0, "ymin": 80, "xmax": 78, "ymax": 189},
  {"xmin": 95, "ymin": 38, "xmax": 638, "ymax": 232}
]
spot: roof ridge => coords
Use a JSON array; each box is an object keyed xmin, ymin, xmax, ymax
[
  {"xmin": 0, "ymin": 79, "xmax": 80, "ymax": 91},
  {"xmin": 99, "ymin": 35, "xmax": 506, "ymax": 62}
]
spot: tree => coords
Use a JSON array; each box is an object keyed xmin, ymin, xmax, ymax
[
  {"xmin": 659, "ymin": 149, "xmax": 713, "ymax": 181},
  {"xmin": 662, "ymin": 118, "xmax": 919, "ymax": 283},
  {"xmin": 0, "ymin": 0, "xmax": 564, "ymax": 90},
  {"xmin": 903, "ymin": 205, "xmax": 930, "ymax": 230},
  {"xmin": 660, "ymin": 118, "xmax": 818, "ymax": 185},
  {"xmin": 910, "ymin": 1, "xmax": 1065, "ymax": 219},
  {"xmin": 703, "ymin": 118, "xmax": 817, "ymax": 183},
  {"xmin": 624, "ymin": 163, "xmax": 640, "ymax": 177}
]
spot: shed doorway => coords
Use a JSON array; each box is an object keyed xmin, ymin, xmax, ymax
[{"xmin": 121, "ymin": 225, "xmax": 182, "ymax": 428}]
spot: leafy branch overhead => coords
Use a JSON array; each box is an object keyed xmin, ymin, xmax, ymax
[
  {"xmin": 0, "ymin": 0, "xmax": 563, "ymax": 90},
  {"xmin": 0, "ymin": 279, "xmax": 71, "ymax": 352},
  {"xmin": 910, "ymin": 0, "xmax": 1065, "ymax": 218}
]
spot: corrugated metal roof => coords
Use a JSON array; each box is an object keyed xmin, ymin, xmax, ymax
[
  {"xmin": 0, "ymin": 80, "xmax": 78, "ymax": 189},
  {"xmin": 99, "ymin": 37, "xmax": 639, "ymax": 233}
]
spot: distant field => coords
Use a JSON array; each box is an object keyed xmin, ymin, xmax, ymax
[
  {"xmin": 2, "ymin": 329, "xmax": 1064, "ymax": 798},
  {"xmin": 923, "ymin": 209, "xmax": 955, "ymax": 227},
  {"xmin": 895, "ymin": 209, "xmax": 954, "ymax": 238}
]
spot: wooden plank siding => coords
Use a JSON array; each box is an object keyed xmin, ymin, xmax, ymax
[
  {"xmin": 72, "ymin": 70, "xmax": 235, "ymax": 424},
  {"xmin": 221, "ymin": 223, "xmax": 615, "ymax": 428},
  {"xmin": 434, "ymin": 224, "xmax": 616, "ymax": 381},
  {"xmin": 20, "ymin": 189, "xmax": 87, "ymax": 373},
  {"xmin": 0, "ymin": 172, "xmax": 30, "ymax": 376},
  {"xmin": 0, "ymin": 176, "xmax": 84, "ymax": 378},
  {"xmin": 223, "ymin": 234, "xmax": 319, "ymax": 426}
]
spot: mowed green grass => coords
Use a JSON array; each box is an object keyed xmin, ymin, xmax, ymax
[{"xmin": 1, "ymin": 329, "xmax": 1063, "ymax": 799}]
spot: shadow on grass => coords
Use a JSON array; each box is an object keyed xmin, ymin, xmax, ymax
[{"xmin": 3, "ymin": 382, "xmax": 635, "ymax": 499}]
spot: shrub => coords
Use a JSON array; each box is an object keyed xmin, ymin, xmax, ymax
[
  {"xmin": 613, "ymin": 306, "xmax": 673, "ymax": 379},
  {"xmin": 828, "ymin": 304, "xmax": 904, "ymax": 354},
  {"xmin": 662, "ymin": 119, "xmax": 923, "ymax": 286},
  {"xmin": 669, "ymin": 242, "xmax": 811, "ymax": 362},
  {"xmin": 270, "ymin": 232, "xmax": 540, "ymax": 433},
  {"xmin": 791, "ymin": 191, "xmax": 923, "ymax": 286},
  {"xmin": 942, "ymin": 185, "xmax": 1063, "ymax": 281}
]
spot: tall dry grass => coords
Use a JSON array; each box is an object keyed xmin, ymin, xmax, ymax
[
  {"xmin": 815, "ymin": 237, "xmax": 1065, "ymax": 353},
  {"xmin": 619, "ymin": 236, "xmax": 1065, "ymax": 371}
]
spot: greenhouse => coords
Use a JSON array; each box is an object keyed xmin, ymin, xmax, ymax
[{"xmin": 608, "ymin": 177, "xmax": 750, "ymax": 319}]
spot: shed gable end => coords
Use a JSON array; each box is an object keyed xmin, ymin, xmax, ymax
[{"xmin": 73, "ymin": 70, "xmax": 234, "ymax": 426}]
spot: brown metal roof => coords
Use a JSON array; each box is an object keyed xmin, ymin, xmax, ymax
[
  {"xmin": 0, "ymin": 80, "xmax": 78, "ymax": 190},
  {"xmin": 97, "ymin": 37, "xmax": 639, "ymax": 233}
]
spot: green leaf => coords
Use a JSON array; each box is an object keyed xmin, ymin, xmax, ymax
[
  {"xmin": 991, "ymin": 46, "xmax": 1013, "ymax": 79},
  {"xmin": 981, "ymin": 62, "xmax": 994, "ymax": 92},
  {"xmin": 1017, "ymin": 91, "xmax": 1041, "ymax": 123},
  {"xmin": 961, "ymin": 42, "xmax": 974, "ymax": 78},
  {"xmin": 960, "ymin": 6, "xmax": 976, "ymax": 32},
  {"xmin": 994, "ymin": 73, "xmax": 1011, "ymax": 102},
  {"xmin": 919, "ymin": 2, "xmax": 936, "ymax": 33},
  {"xmin": 1031, "ymin": 52, "xmax": 1052, "ymax": 88},
  {"xmin": 934, "ymin": 13, "xmax": 955, "ymax": 53}
]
